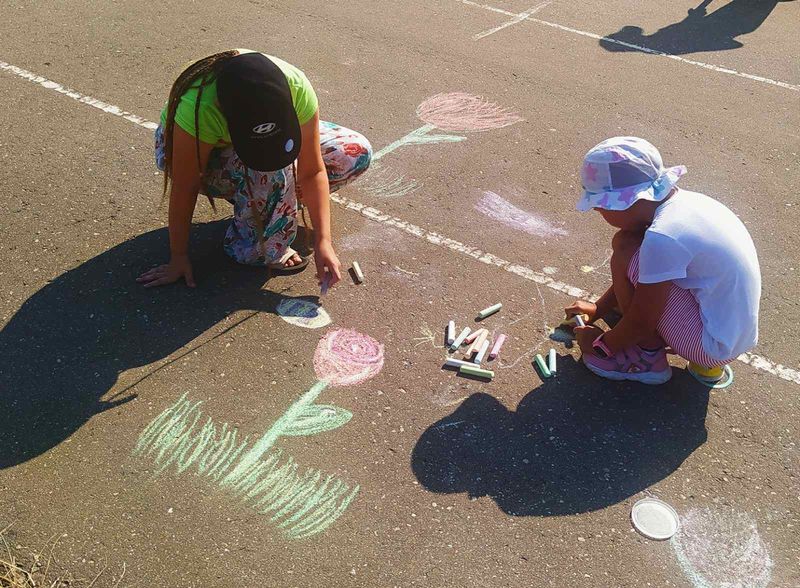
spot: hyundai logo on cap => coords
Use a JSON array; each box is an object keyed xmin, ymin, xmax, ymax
[{"xmin": 252, "ymin": 122, "xmax": 276, "ymax": 134}]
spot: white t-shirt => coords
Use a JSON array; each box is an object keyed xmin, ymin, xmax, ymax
[{"xmin": 639, "ymin": 189, "xmax": 761, "ymax": 361}]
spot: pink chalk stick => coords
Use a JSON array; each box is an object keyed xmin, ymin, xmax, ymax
[
  {"xmin": 464, "ymin": 328, "xmax": 487, "ymax": 345},
  {"xmin": 466, "ymin": 330, "xmax": 488, "ymax": 356},
  {"xmin": 489, "ymin": 334, "xmax": 507, "ymax": 359}
]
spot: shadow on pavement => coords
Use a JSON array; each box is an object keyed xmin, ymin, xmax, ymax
[
  {"xmin": 412, "ymin": 355, "xmax": 710, "ymax": 516},
  {"xmin": 0, "ymin": 220, "xmax": 317, "ymax": 469},
  {"xmin": 600, "ymin": 0, "xmax": 793, "ymax": 55}
]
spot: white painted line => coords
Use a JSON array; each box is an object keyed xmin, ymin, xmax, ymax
[
  {"xmin": 2, "ymin": 59, "xmax": 799, "ymax": 386},
  {"xmin": 474, "ymin": 2, "xmax": 551, "ymax": 40},
  {"xmin": 456, "ymin": 0, "xmax": 799, "ymax": 92},
  {"xmin": 0, "ymin": 60, "xmax": 160, "ymax": 130}
]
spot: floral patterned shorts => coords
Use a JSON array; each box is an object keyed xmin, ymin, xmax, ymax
[{"xmin": 154, "ymin": 121, "xmax": 372, "ymax": 265}]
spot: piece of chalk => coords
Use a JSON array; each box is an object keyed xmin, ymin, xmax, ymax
[
  {"xmin": 548, "ymin": 348, "xmax": 557, "ymax": 374},
  {"xmin": 489, "ymin": 334, "xmax": 506, "ymax": 359},
  {"xmin": 446, "ymin": 320, "xmax": 456, "ymax": 345},
  {"xmin": 477, "ymin": 303, "xmax": 502, "ymax": 319},
  {"xmin": 450, "ymin": 327, "xmax": 471, "ymax": 351},
  {"xmin": 467, "ymin": 329, "xmax": 489, "ymax": 355},
  {"xmin": 474, "ymin": 339, "xmax": 490, "ymax": 364},
  {"xmin": 444, "ymin": 357, "xmax": 476, "ymax": 369},
  {"xmin": 464, "ymin": 328, "xmax": 486, "ymax": 345},
  {"xmin": 459, "ymin": 365, "xmax": 494, "ymax": 379},
  {"xmin": 320, "ymin": 273, "xmax": 331, "ymax": 296},
  {"xmin": 352, "ymin": 261, "xmax": 364, "ymax": 283},
  {"xmin": 573, "ymin": 314, "xmax": 586, "ymax": 327},
  {"xmin": 559, "ymin": 313, "xmax": 589, "ymax": 329},
  {"xmin": 534, "ymin": 354, "xmax": 552, "ymax": 378}
]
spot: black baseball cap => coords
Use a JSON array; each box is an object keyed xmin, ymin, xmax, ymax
[{"xmin": 216, "ymin": 53, "xmax": 302, "ymax": 171}]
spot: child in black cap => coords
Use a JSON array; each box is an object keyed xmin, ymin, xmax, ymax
[{"xmin": 138, "ymin": 50, "xmax": 372, "ymax": 288}]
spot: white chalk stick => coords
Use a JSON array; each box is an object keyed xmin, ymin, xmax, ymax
[
  {"xmin": 548, "ymin": 348, "xmax": 557, "ymax": 373},
  {"xmin": 446, "ymin": 320, "xmax": 455, "ymax": 345},
  {"xmin": 474, "ymin": 339, "xmax": 490, "ymax": 364},
  {"xmin": 352, "ymin": 261, "xmax": 364, "ymax": 283},
  {"xmin": 444, "ymin": 357, "xmax": 476, "ymax": 369},
  {"xmin": 489, "ymin": 334, "xmax": 506, "ymax": 359},
  {"xmin": 477, "ymin": 303, "xmax": 502, "ymax": 319},
  {"xmin": 450, "ymin": 327, "xmax": 471, "ymax": 351}
]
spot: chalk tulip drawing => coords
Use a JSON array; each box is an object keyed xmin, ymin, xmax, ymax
[
  {"xmin": 134, "ymin": 328, "xmax": 384, "ymax": 540},
  {"xmin": 360, "ymin": 92, "xmax": 523, "ymax": 198}
]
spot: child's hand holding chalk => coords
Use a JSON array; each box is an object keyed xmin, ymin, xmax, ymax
[{"xmin": 564, "ymin": 300, "xmax": 596, "ymax": 324}]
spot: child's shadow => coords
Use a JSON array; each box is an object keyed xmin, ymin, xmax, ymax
[
  {"xmin": 0, "ymin": 221, "xmax": 319, "ymax": 469},
  {"xmin": 412, "ymin": 356, "xmax": 709, "ymax": 516}
]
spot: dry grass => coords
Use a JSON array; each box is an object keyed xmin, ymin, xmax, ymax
[{"xmin": 0, "ymin": 524, "xmax": 123, "ymax": 588}]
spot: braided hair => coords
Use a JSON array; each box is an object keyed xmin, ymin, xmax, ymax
[{"xmin": 161, "ymin": 50, "xmax": 238, "ymax": 209}]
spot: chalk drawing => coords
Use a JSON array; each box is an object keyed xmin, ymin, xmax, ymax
[
  {"xmin": 475, "ymin": 191, "xmax": 568, "ymax": 237},
  {"xmin": 372, "ymin": 93, "xmax": 522, "ymax": 162},
  {"xmin": 313, "ymin": 328, "xmax": 385, "ymax": 386},
  {"xmin": 357, "ymin": 161, "xmax": 421, "ymax": 198},
  {"xmin": 373, "ymin": 123, "xmax": 465, "ymax": 161},
  {"xmin": 473, "ymin": 1, "xmax": 552, "ymax": 40},
  {"xmin": 276, "ymin": 298, "xmax": 331, "ymax": 329},
  {"xmin": 416, "ymin": 93, "xmax": 524, "ymax": 132},
  {"xmin": 413, "ymin": 323, "xmax": 445, "ymax": 349},
  {"xmin": 672, "ymin": 507, "xmax": 773, "ymax": 588},
  {"xmin": 135, "ymin": 329, "xmax": 385, "ymax": 539}
]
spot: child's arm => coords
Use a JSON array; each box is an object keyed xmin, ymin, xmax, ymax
[
  {"xmin": 597, "ymin": 280, "xmax": 671, "ymax": 352},
  {"xmin": 565, "ymin": 285, "xmax": 617, "ymax": 323},
  {"xmin": 296, "ymin": 111, "xmax": 342, "ymax": 286},
  {"xmin": 138, "ymin": 126, "xmax": 213, "ymax": 288}
]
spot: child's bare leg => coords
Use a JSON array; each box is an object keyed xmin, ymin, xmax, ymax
[{"xmin": 610, "ymin": 230, "xmax": 665, "ymax": 348}]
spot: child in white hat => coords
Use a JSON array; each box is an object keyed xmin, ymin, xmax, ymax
[{"xmin": 567, "ymin": 137, "xmax": 760, "ymax": 386}]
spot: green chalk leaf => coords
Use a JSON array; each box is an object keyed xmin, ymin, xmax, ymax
[{"xmin": 282, "ymin": 404, "xmax": 353, "ymax": 437}]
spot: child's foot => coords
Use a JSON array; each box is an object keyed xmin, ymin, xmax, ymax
[{"xmin": 583, "ymin": 345, "xmax": 672, "ymax": 385}]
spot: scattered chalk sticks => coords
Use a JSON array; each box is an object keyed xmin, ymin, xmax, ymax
[
  {"xmin": 489, "ymin": 334, "xmax": 506, "ymax": 360},
  {"xmin": 548, "ymin": 348, "xmax": 557, "ymax": 374},
  {"xmin": 534, "ymin": 353, "xmax": 552, "ymax": 379},
  {"xmin": 474, "ymin": 339, "xmax": 490, "ymax": 364},
  {"xmin": 351, "ymin": 261, "xmax": 364, "ymax": 284},
  {"xmin": 477, "ymin": 303, "xmax": 502, "ymax": 319},
  {"xmin": 450, "ymin": 327, "xmax": 471, "ymax": 351},
  {"xmin": 446, "ymin": 320, "xmax": 456, "ymax": 345},
  {"xmin": 459, "ymin": 365, "xmax": 494, "ymax": 380}
]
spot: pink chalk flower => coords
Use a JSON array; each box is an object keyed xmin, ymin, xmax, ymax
[
  {"xmin": 416, "ymin": 93, "xmax": 523, "ymax": 132},
  {"xmin": 314, "ymin": 328, "xmax": 385, "ymax": 387}
]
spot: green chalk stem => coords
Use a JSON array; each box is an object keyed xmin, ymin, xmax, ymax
[
  {"xmin": 477, "ymin": 303, "xmax": 502, "ymax": 319},
  {"xmin": 534, "ymin": 354, "xmax": 552, "ymax": 378},
  {"xmin": 459, "ymin": 365, "xmax": 494, "ymax": 379}
]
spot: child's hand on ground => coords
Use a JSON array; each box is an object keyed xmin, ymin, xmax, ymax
[
  {"xmin": 137, "ymin": 255, "xmax": 196, "ymax": 288},
  {"xmin": 314, "ymin": 239, "xmax": 342, "ymax": 287},
  {"xmin": 565, "ymin": 300, "xmax": 597, "ymax": 323},
  {"xmin": 574, "ymin": 325, "xmax": 604, "ymax": 356}
]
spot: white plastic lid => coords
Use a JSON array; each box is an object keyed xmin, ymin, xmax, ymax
[{"xmin": 631, "ymin": 498, "xmax": 680, "ymax": 540}]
